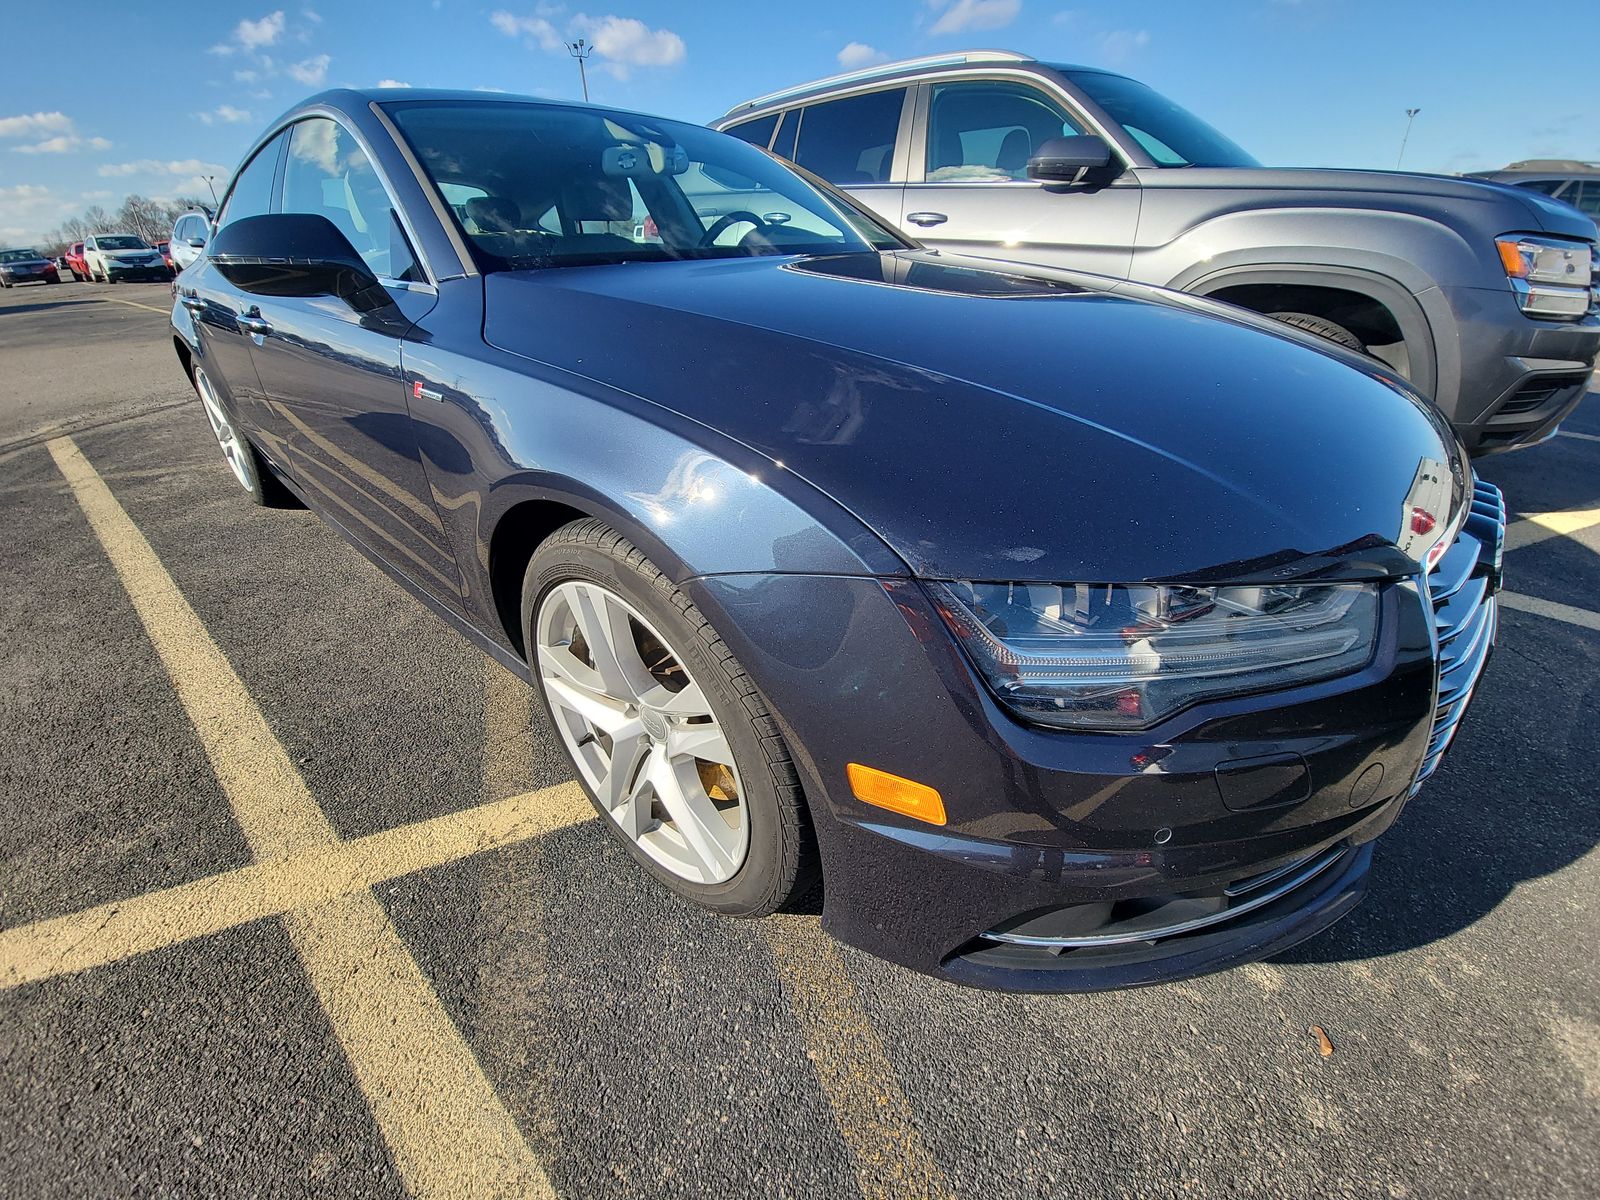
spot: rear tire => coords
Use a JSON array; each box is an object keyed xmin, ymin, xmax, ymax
[
  {"xmin": 1267, "ymin": 311, "xmax": 1366, "ymax": 353},
  {"xmin": 192, "ymin": 364, "xmax": 299, "ymax": 508},
  {"xmin": 523, "ymin": 519, "xmax": 818, "ymax": 917}
]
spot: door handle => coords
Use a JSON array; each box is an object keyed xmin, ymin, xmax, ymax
[
  {"xmin": 237, "ymin": 307, "xmax": 272, "ymax": 336},
  {"xmin": 906, "ymin": 211, "xmax": 948, "ymax": 227},
  {"xmin": 179, "ymin": 294, "xmax": 205, "ymax": 312}
]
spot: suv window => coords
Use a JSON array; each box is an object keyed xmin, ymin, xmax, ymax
[
  {"xmin": 724, "ymin": 113, "xmax": 778, "ymax": 151},
  {"xmin": 926, "ymin": 81, "xmax": 1085, "ymax": 182},
  {"xmin": 219, "ymin": 132, "xmax": 286, "ymax": 227},
  {"xmin": 282, "ymin": 118, "xmax": 420, "ymax": 282},
  {"xmin": 1566, "ymin": 180, "xmax": 1600, "ymax": 217},
  {"xmin": 1516, "ymin": 179, "xmax": 1568, "ymax": 197},
  {"xmin": 792, "ymin": 88, "xmax": 905, "ymax": 184}
]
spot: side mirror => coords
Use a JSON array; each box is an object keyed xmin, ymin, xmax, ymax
[
  {"xmin": 208, "ymin": 213, "xmax": 388, "ymax": 312},
  {"xmin": 1027, "ymin": 135, "xmax": 1115, "ymax": 184},
  {"xmin": 185, "ymin": 237, "xmax": 206, "ymax": 248}
]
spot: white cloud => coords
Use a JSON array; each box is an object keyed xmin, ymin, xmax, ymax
[
  {"xmin": 12, "ymin": 134, "xmax": 112, "ymax": 154},
  {"xmin": 100, "ymin": 158, "xmax": 229, "ymax": 179},
  {"xmin": 287, "ymin": 53, "xmax": 331, "ymax": 85},
  {"xmin": 837, "ymin": 42, "xmax": 887, "ymax": 69},
  {"xmin": 574, "ymin": 14, "xmax": 685, "ymax": 68},
  {"xmin": 377, "ymin": 79, "xmax": 412, "ymax": 88},
  {"xmin": 237, "ymin": 11, "xmax": 286, "ymax": 50},
  {"xmin": 233, "ymin": 67, "xmax": 261, "ymax": 83},
  {"xmin": 303, "ymin": 7, "xmax": 323, "ymax": 23},
  {"xmin": 492, "ymin": 10, "xmax": 685, "ymax": 81},
  {"xmin": 196, "ymin": 105, "xmax": 254, "ymax": 125},
  {"xmin": 490, "ymin": 10, "xmax": 564, "ymax": 51},
  {"xmin": 0, "ymin": 111, "xmax": 75, "ymax": 139},
  {"xmin": 927, "ymin": 0, "xmax": 1021, "ymax": 36},
  {"xmin": 1095, "ymin": 28, "xmax": 1149, "ymax": 64}
]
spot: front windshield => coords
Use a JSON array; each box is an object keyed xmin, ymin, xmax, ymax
[
  {"xmin": 386, "ymin": 100, "xmax": 909, "ymax": 272},
  {"xmin": 1062, "ymin": 69, "xmax": 1260, "ymax": 168},
  {"xmin": 0, "ymin": 249, "xmax": 42, "ymax": 262},
  {"xmin": 97, "ymin": 235, "xmax": 150, "ymax": 250}
]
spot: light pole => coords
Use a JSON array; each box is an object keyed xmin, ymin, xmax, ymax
[
  {"xmin": 567, "ymin": 38, "xmax": 591, "ymax": 101},
  {"xmin": 203, "ymin": 175, "xmax": 219, "ymax": 210},
  {"xmin": 1397, "ymin": 108, "xmax": 1421, "ymax": 169}
]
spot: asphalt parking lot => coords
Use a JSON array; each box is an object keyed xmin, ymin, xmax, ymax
[{"xmin": 1, "ymin": 277, "xmax": 1597, "ymax": 1199}]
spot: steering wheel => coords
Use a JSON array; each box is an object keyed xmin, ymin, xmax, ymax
[{"xmin": 699, "ymin": 210, "xmax": 768, "ymax": 247}]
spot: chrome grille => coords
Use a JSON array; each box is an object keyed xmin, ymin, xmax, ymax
[{"xmin": 1411, "ymin": 479, "xmax": 1505, "ymax": 792}]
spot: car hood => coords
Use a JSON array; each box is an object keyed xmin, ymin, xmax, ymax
[
  {"xmin": 484, "ymin": 251, "xmax": 1464, "ymax": 583},
  {"xmin": 1149, "ymin": 166, "xmax": 1598, "ymax": 240}
]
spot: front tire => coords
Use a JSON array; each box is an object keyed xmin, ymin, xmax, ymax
[
  {"xmin": 524, "ymin": 519, "xmax": 818, "ymax": 917},
  {"xmin": 192, "ymin": 364, "xmax": 298, "ymax": 508},
  {"xmin": 1267, "ymin": 311, "xmax": 1366, "ymax": 353}
]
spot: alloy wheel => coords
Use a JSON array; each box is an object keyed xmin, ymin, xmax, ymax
[
  {"xmin": 535, "ymin": 579, "xmax": 749, "ymax": 884},
  {"xmin": 194, "ymin": 368, "xmax": 254, "ymax": 492}
]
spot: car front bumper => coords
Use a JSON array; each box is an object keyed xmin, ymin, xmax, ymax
[
  {"xmin": 1439, "ymin": 284, "xmax": 1599, "ymax": 454},
  {"xmin": 105, "ymin": 261, "xmax": 172, "ymax": 280},
  {"xmin": 2, "ymin": 267, "xmax": 58, "ymax": 283},
  {"xmin": 687, "ymin": 483, "xmax": 1505, "ymax": 992}
]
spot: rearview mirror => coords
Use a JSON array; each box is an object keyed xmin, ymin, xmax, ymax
[
  {"xmin": 1027, "ymin": 135, "xmax": 1115, "ymax": 184},
  {"xmin": 185, "ymin": 236, "xmax": 206, "ymax": 248},
  {"xmin": 207, "ymin": 213, "xmax": 389, "ymax": 312}
]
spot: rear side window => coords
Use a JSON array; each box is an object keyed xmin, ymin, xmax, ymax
[
  {"xmin": 926, "ymin": 81, "xmax": 1084, "ymax": 182},
  {"xmin": 1516, "ymin": 179, "xmax": 1568, "ymax": 196},
  {"xmin": 724, "ymin": 113, "xmax": 778, "ymax": 150},
  {"xmin": 281, "ymin": 118, "xmax": 420, "ymax": 282},
  {"xmin": 792, "ymin": 88, "xmax": 905, "ymax": 184},
  {"xmin": 218, "ymin": 132, "xmax": 286, "ymax": 227}
]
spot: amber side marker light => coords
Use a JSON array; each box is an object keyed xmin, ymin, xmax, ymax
[{"xmin": 846, "ymin": 763, "xmax": 947, "ymax": 826}]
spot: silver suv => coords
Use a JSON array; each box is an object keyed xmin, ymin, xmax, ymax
[
  {"xmin": 713, "ymin": 50, "xmax": 1600, "ymax": 454},
  {"xmin": 1468, "ymin": 160, "xmax": 1600, "ymax": 222}
]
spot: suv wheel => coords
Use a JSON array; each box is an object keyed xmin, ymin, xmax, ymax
[{"xmin": 1267, "ymin": 311, "xmax": 1366, "ymax": 354}]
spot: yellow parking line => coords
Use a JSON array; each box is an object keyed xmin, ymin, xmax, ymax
[
  {"xmin": 0, "ymin": 784, "xmax": 592, "ymax": 990},
  {"xmin": 96, "ymin": 295, "xmax": 170, "ymax": 315},
  {"xmin": 1504, "ymin": 506, "xmax": 1600, "ymax": 552},
  {"xmin": 45, "ymin": 434, "xmax": 556, "ymax": 1199},
  {"xmin": 761, "ymin": 916, "xmax": 956, "ymax": 1200},
  {"xmin": 1498, "ymin": 590, "xmax": 1600, "ymax": 632}
]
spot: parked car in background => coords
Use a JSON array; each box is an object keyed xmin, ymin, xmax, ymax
[
  {"xmin": 714, "ymin": 50, "xmax": 1600, "ymax": 455},
  {"xmin": 84, "ymin": 233, "xmax": 173, "ymax": 283},
  {"xmin": 0, "ymin": 248, "xmax": 61, "ymax": 287},
  {"xmin": 154, "ymin": 240, "xmax": 175, "ymax": 272},
  {"xmin": 64, "ymin": 241, "xmax": 89, "ymax": 281},
  {"xmin": 1468, "ymin": 160, "xmax": 1600, "ymax": 223},
  {"xmin": 174, "ymin": 88, "xmax": 1504, "ymax": 992},
  {"xmin": 169, "ymin": 209, "xmax": 210, "ymax": 272}
]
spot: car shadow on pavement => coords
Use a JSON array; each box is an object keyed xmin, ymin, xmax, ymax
[{"xmin": 0, "ymin": 298, "xmax": 98, "ymax": 317}]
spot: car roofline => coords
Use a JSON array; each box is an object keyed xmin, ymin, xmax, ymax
[{"xmin": 715, "ymin": 50, "xmax": 1062, "ymax": 119}]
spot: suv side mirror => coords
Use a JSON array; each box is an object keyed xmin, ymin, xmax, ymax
[
  {"xmin": 208, "ymin": 213, "xmax": 389, "ymax": 312},
  {"xmin": 1028, "ymin": 135, "xmax": 1115, "ymax": 184}
]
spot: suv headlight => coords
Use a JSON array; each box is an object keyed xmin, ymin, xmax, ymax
[
  {"xmin": 928, "ymin": 580, "xmax": 1380, "ymax": 731},
  {"xmin": 1497, "ymin": 235, "xmax": 1593, "ymax": 318}
]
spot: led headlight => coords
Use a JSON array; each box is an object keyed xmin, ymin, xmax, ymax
[
  {"xmin": 928, "ymin": 580, "xmax": 1380, "ymax": 731},
  {"xmin": 1497, "ymin": 235, "xmax": 1593, "ymax": 319}
]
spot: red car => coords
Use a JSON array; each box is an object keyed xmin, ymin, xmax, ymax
[
  {"xmin": 65, "ymin": 241, "xmax": 89, "ymax": 282},
  {"xmin": 153, "ymin": 240, "xmax": 175, "ymax": 272}
]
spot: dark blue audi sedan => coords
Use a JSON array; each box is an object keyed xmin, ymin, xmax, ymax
[{"xmin": 171, "ymin": 89, "xmax": 1504, "ymax": 992}]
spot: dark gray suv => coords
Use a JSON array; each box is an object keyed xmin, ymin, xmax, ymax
[{"xmin": 713, "ymin": 51, "xmax": 1600, "ymax": 454}]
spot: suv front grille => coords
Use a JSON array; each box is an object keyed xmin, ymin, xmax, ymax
[{"xmin": 1411, "ymin": 479, "xmax": 1505, "ymax": 792}]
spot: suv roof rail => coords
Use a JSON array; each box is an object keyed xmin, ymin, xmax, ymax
[
  {"xmin": 722, "ymin": 49, "xmax": 1034, "ymax": 116},
  {"xmin": 1503, "ymin": 158, "xmax": 1600, "ymax": 172}
]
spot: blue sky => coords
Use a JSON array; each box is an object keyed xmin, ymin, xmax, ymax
[{"xmin": 2, "ymin": 0, "xmax": 1592, "ymax": 245}]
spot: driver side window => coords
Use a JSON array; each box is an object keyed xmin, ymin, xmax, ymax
[
  {"xmin": 281, "ymin": 118, "xmax": 420, "ymax": 282},
  {"xmin": 925, "ymin": 81, "xmax": 1085, "ymax": 182}
]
